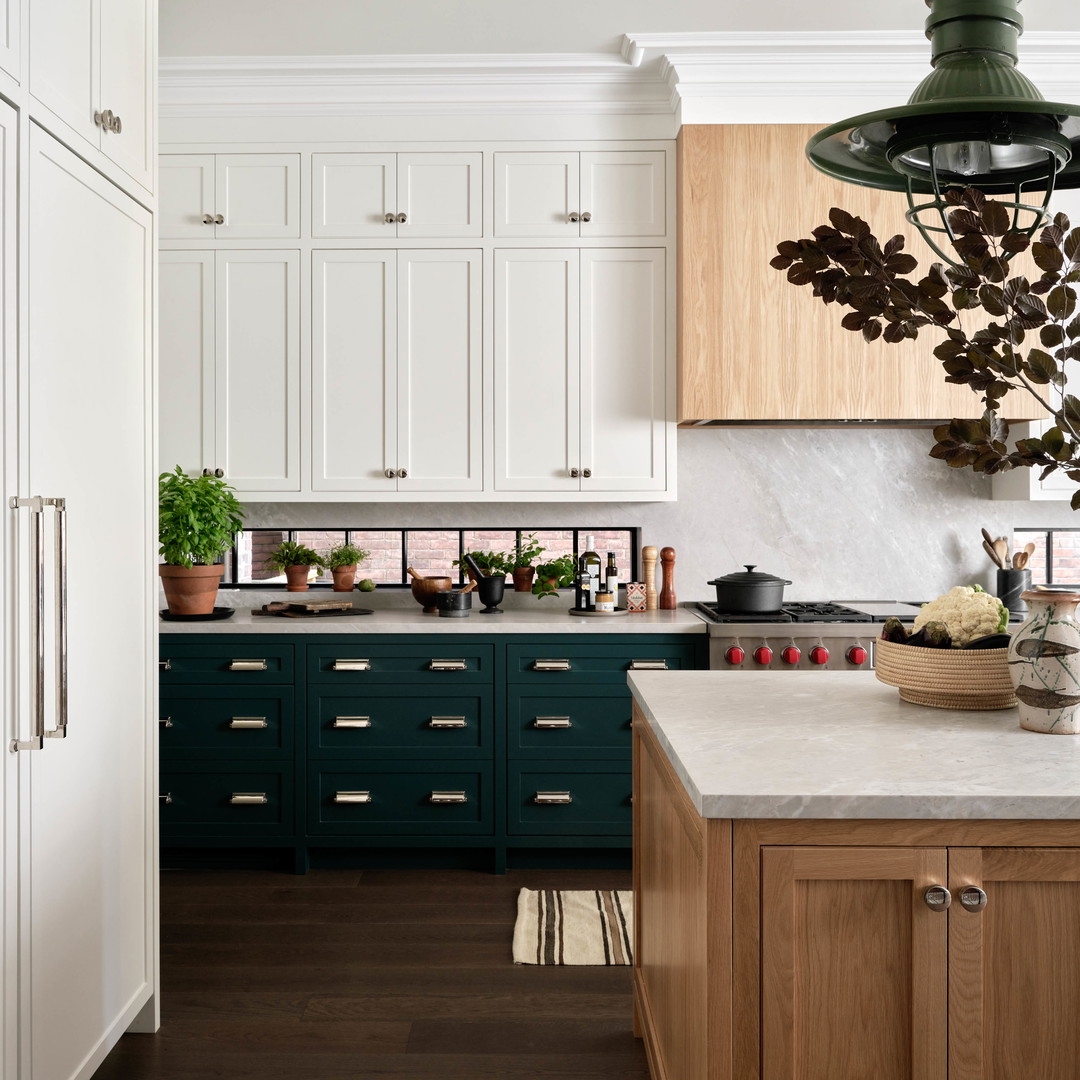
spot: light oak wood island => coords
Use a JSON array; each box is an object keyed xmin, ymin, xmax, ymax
[{"xmin": 629, "ymin": 671, "xmax": 1080, "ymax": 1080}]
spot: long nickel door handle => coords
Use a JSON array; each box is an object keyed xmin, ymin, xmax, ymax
[
  {"xmin": 629, "ymin": 658, "xmax": 667, "ymax": 671},
  {"xmin": 230, "ymin": 792, "xmax": 267, "ymax": 805},
  {"xmin": 10, "ymin": 496, "xmax": 45, "ymax": 752},
  {"xmin": 332, "ymin": 716, "xmax": 372, "ymax": 728},
  {"xmin": 533, "ymin": 716, "xmax": 572, "ymax": 729},
  {"xmin": 429, "ymin": 659, "xmax": 468, "ymax": 671},
  {"xmin": 534, "ymin": 791, "xmax": 573, "ymax": 805},
  {"xmin": 332, "ymin": 659, "xmax": 371, "ymax": 671},
  {"xmin": 532, "ymin": 659, "xmax": 571, "ymax": 672},
  {"xmin": 334, "ymin": 791, "xmax": 372, "ymax": 804},
  {"xmin": 430, "ymin": 791, "xmax": 468, "ymax": 803},
  {"xmin": 229, "ymin": 659, "xmax": 267, "ymax": 671},
  {"xmin": 46, "ymin": 498, "xmax": 67, "ymax": 739},
  {"xmin": 229, "ymin": 717, "xmax": 268, "ymax": 729},
  {"xmin": 428, "ymin": 716, "xmax": 467, "ymax": 728}
]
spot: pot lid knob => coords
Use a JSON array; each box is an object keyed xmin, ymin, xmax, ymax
[{"xmin": 744, "ymin": 565, "xmax": 756, "ymax": 573}]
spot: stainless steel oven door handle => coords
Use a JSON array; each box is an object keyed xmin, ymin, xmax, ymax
[
  {"xmin": 9, "ymin": 496, "xmax": 45, "ymax": 752},
  {"xmin": 44, "ymin": 497, "xmax": 67, "ymax": 739}
]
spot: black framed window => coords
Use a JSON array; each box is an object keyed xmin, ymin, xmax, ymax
[{"xmin": 1012, "ymin": 528, "xmax": 1080, "ymax": 586}]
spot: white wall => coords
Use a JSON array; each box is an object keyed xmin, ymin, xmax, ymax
[{"xmin": 159, "ymin": 0, "xmax": 1080, "ymax": 57}]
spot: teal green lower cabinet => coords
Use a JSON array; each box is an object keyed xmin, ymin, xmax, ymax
[{"xmin": 160, "ymin": 631, "xmax": 705, "ymax": 871}]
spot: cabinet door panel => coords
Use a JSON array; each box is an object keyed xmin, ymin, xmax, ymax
[
  {"xmin": 159, "ymin": 251, "xmax": 215, "ymax": 478},
  {"xmin": 580, "ymin": 249, "xmax": 667, "ymax": 491},
  {"xmin": 0, "ymin": 0, "xmax": 19, "ymax": 80},
  {"xmin": 494, "ymin": 249, "xmax": 579, "ymax": 491},
  {"xmin": 311, "ymin": 250, "xmax": 396, "ymax": 491},
  {"xmin": 98, "ymin": 0, "xmax": 152, "ymax": 191},
  {"xmin": 397, "ymin": 250, "xmax": 482, "ymax": 491},
  {"xmin": 311, "ymin": 152, "xmax": 395, "ymax": 239},
  {"xmin": 949, "ymin": 847, "xmax": 1080, "ymax": 1080},
  {"xmin": 29, "ymin": 0, "xmax": 98, "ymax": 145},
  {"xmin": 216, "ymin": 154, "xmax": 300, "ymax": 239},
  {"xmin": 159, "ymin": 155, "xmax": 216, "ymax": 239},
  {"xmin": 398, "ymin": 153, "xmax": 482, "ymax": 238},
  {"xmin": 494, "ymin": 152, "xmax": 579, "ymax": 238},
  {"xmin": 761, "ymin": 846, "xmax": 948, "ymax": 1079},
  {"xmin": 580, "ymin": 151, "xmax": 666, "ymax": 237},
  {"xmin": 216, "ymin": 251, "xmax": 300, "ymax": 491}
]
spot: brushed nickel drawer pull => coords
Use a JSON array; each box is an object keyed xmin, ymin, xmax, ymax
[
  {"xmin": 160, "ymin": 716, "xmax": 174, "ymax": 728},
  {"xmin": 334, "ymin": 791, "xmax": 372, "ymax": 804},
  {"xmin": 534, "ymin": 791, "xmax": 573, "ymax": 805},
  {"xmin": 159, "ymin": 659, "xmax": 171, "ymax": 671},
  {"xmin": 333, "ymin": 716, "xmax": 372, "ymax": 728},
  {"xmin": 332, "ymin": 658, "xmax": 371, "ymax": 671},
  {"xmin": 430, "ymin": 790, "xmax": 468, "ymax": 804},
  {"xmin": 230, "ymin": 792, "xmax": 267, "ymax": 805},
  {"xmin": 629, "ymin": 658, "xmax": 668, "ymax": 671},
  {"xmin": 429, "ymin": 716, "xmax": 467, "ymax": 728},
  {"xmin": 229, "ymin": 717, "xmax": 268, "ymax": 729},
  {"xmin": 229, "ymin": 659, "xmax": 267, "ymax": 672},
  {"xmin": 533, "ymin": 716, "xmax": 572, "ymax": 729},
  {"xmin": 429, "ymin": 658, "xmax": 467, "ymax": 671},
  {"xmin": 160, "ymin": 792, "xmax": 172, "ymax": 805},
  {"xmin": 533, "ymin": 659, "xmax": 571, "ymax": 672}
]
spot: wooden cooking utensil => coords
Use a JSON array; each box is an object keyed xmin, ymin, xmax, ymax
[
  {"xmin": 1025, "ymin": 541, "xmax": 1036, "ymax": 559},
  {"xmin": 981, "ymin": 527, "xmax": 996, "ymax": 549},
  {"xmin": 993, "ymin": 537, "xmax": 1009, "ymax": 568},
  {"xmin": 983, "ymin": 539, "xmax": 1004, "ymax": 569}
]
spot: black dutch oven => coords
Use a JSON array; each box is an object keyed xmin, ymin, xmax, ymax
[{"xmin": 707, "ymin": 565, "xmax": 792, "ymax": 613}]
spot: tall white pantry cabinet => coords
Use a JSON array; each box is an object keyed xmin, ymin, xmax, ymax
[{"xmin": 1, "ymin": 2, "xmax": 158, "ymax": 1080}]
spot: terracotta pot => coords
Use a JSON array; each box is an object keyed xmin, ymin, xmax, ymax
[
  {"xmin": 331, "ymin": 565, "xmax": 357, "ymax": 592},
  {"xmin": 512, "ymin": 566, "xmax": 535, "ymax": 592},
  {"xmin": 284, "ymin": 565, "xmax": 312, "ymax": 592},
  {"xmin": 159, "ymin": 563, "xmax": 224, "ymax": 616}
]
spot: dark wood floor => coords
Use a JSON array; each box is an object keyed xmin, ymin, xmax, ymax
[{"xmin": 96, "ymin": 866, "xmax": 648, "ymax": 1080}]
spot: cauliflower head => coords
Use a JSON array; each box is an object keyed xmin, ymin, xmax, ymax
[{"xmin": 912, "ymin": 585, "xmax": 1008, "ymax": 647}]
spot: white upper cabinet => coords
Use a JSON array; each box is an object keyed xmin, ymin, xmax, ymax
[
  {"xmin": 29, "ymin": 0, "xmax": 154, "ymax": 192},
  {"xmin": 312, "ymin": 248, "xmax": 482, "ymax": 493},
  {"xmin": 494, "ymin": 151, "xmax": 666, "ymax": 238},
  {"xmin": 494, "ymin": 247, "xmax": 668, "ymax": 494},
  {"xmin": 160, "ymin": 153, "xmax": 300, "ymax": 239},
  {"xmin": 0, "ymin": 0, "xmax": 19, "ymax": 82},
  {"xmin": 312, "ymin": 152, "xmax": 482, "ymax": 239}
]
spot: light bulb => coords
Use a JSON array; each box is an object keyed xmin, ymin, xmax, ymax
[{"xmin": 933, "ymin": 140, "xmax": 992, "ymax": 177}]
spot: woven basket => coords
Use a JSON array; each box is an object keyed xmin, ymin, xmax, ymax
[{"xmin": 874, "ymin": 638, "xmax": 1016, "ymax": 710}]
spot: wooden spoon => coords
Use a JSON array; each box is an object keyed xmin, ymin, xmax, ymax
[
  {"xmin": 1025, "ymin": 541, "xmax": 1036, "ymax": 560},
  {"xmin": 1015, "ymin": 552, "xmax": 1030, "ymax": 570},
  {"xmin": 981, "ymin": 527, "xmax": 996, "ymax": 549},
  {"xmin": 983, "ymin": 539, "xmax": 1004, "ymax": 569},
  {"xmin": 993, "ymin": 537, "xmax": 1010, "ymax": 569}
]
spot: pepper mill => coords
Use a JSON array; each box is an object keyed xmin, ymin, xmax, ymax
[
  {"xmin": 659, "ymin": 547, "xmax": 676, "ymax": 610},
  {"xmin": 642, "ymin": 546, "xmax": 658, "ymax": 611}
]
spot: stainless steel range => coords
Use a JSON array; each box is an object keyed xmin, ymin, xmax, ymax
[{"xmin": 691, "ymin": 600, "xmax": 929, "ymax": 672}]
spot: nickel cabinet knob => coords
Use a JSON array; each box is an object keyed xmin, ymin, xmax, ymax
[
  {"xmin": 213, "ymin": 214, "xmax": 224, "ymax": 225},
  {"xmin": 959, "ymin": 885, "xmax": 988, "ymax": 912},
  {"xmin": 568, "ymin": 212, "xmax": 580, "ymax": 223},
  {"xmin": 202, "ymin": 213, "xmax": 215, "ymax": 225},
  {"xmin": 385, "ymin": 468, "xmax": 396, "ymax": 479},
  {"xmin": 385, "ymin": 213, "xmax": 396, "ymax": 224},
  {"xmin": 569, "ymin": 468, "xmax": 580, "ymax": 478},
  {"xmin": 924, "ymin": 885, "xmax": 952, "ymax": 911},
  {"xmin": 398, "ymin": 468, "xmax": 408, "ymax": 479},
  {"xmin": 582, "ymin": 468, "xmax": 592, "ymax": 478},
  {"xmin": 580, "ymin": 211, "xmax": 592, "ymax": 222},
  {"xmin": 396, "ymin": 212, "xmax": 407, "ymax": 224}
]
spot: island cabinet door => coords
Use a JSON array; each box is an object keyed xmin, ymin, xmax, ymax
[
  {"xmin": 948, "ymin": 847, "xmax": 1080, "ymax": 1080},
  {"xmin": 760, "ymin": 846, "xmax": 948, "ymax": 1080}
]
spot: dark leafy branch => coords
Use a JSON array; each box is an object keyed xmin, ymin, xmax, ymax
[{"xmin": 771, "ymin": 188, "xmax": 1080, "ymax": 508}]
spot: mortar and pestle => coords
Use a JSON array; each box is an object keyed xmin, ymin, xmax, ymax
[
  {"xmin": 462, "ymin": 554, "xmax": 505, "ymax": 614},
  {"xmin": 407, "ymin": 566, "xmax": 453, "ymax": 613},
  {"xmin": 435, "ymin": 580, "xmax": 476, "ymax": 618}
]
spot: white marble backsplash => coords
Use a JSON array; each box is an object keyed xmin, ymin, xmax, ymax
[{"xmin": 239, "ymin": 427, "xmax": 1080, "ymax": 603}]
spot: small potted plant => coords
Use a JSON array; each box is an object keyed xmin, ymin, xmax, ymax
[
  {"xmin": 325, "ymin": 541, "xmax": 369, "ymax": 592},
  {"xmin": 265, "ymin": 541, "xmax": 325, "ymax": 592},
  {"xmin": 454, "ymin": 549, "xmax": 514, "ymax": 585},
  {"xmin": 532, "ymin": 554, "xmax": 577, "ymax": 599},
  {"xmin": 158, "ymin": 466, "xmax": 245, "ymax": 616},
  {"xmin": 511, "ymin": 532, "xmax": 545, "ymax": 593}
]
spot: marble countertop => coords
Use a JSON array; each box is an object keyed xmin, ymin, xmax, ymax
[{"xmin": 628, "ymin": 670, "xmax": 1080, "ymax": 820}]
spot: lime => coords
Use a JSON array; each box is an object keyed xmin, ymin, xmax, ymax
[{"xmin": 357, "ymin": 579, "xmax": 376, "ymax": 592}]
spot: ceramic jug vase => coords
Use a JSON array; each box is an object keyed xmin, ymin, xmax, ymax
[{"xmin": 1008, "ymin": 590, "xmax": 1080, "ymax": 734}]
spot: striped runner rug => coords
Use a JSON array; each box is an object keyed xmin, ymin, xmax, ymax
[{"xmin": 512, "ymin": 888, "xmax": 634, "ymax": 965}]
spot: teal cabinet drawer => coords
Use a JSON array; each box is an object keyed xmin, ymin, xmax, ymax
[
  {"xmin": 506, "ymin": 640, "xmax": 701, "ymax": 684},
  {"xmin": 160, "ymin": 687, "xmax": 292, "ymax": 756},
  {"xmin": 160, "ymin": 766, "xmax": 292, "ymax": 837},
  {"xmin": 309, "ymin": 763, "xmax": 493, "ymax": 835},
  {"xmin": 508, "ymin": 761, "xmax": 631, "ymax": 836},
  {"xmin": 159, "ymin": 641, "xmax": 293, "ymax": 685},
  {"xmin": 309, "ymin": 690, "xmax": 492, "ymax": 758},
  {"xmin": 508, "ymin": 687, "xmax": 631, "ymax": 759},
  {"xmin": 307, "ymin": 643, "xmax": 493, "ymax": 685}
]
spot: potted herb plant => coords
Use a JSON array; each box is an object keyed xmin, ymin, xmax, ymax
[
  {"xmin": 532, "ymin": 554, "xmax": 577, "ymax": 599},
  {"xmin": 265, "ymin": 541, "xmax": 325, "ymax": 592},
  {"xmin": 454, "ymin": 548, "xmax": 514, "ymax": 585},
  {"xmin": 158, "ymin": 465, "xmax": 245, "ymax": 616},
  {"xmin": 511, "ymin": 532, "xmax": 545, "ymax": 592},
  {"xmin": 325, "ymin": 541, "xmax": 369, "ymax": 592}
]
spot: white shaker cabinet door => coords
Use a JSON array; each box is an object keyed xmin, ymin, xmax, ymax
[
  {"xmin": 311, "ymin": 250, "xmax": 397, "ymax": 492},
  {"xmin": 216, "ymin": 154, "xmax": 300, "ymax": 239},
  {"xmin": 28, "ymin": 0, "xmax": 98, "ymax": 146},
  {"xmin": 579, "ymin": 152, "xmax": 666, "ymax": 238},
  {"xmin": 0, "ymin": 0, "xmax": 19, "ymax": 81},
  {"xmin": 159, "ymin": 155, "xmax": 216, "ymax": 239},
  {"xmin": 97, "ymin": 0, "xmax": 153, "ymax": 191},
  {"xmin": 397, "ymin": 154, "xmax": 482, "ymax": 239},
  {"xmin": 494, "ymin": 249, "xmax": 581, "ymax": 492},
  {"xmin": 579, "ymin": 249, "xmax": 668, "ymax": 492},
  {"xmin": 397, "ymin": 250, "xmax": 482, "ymax": 492},
  {"xmin": 159, "ymin": 251, "xmax": 215, "ymax": 479},
  {"xmin": 494, "ymin": 152, "xmax": 580, "ymax": 238},
  {"xmin": 215, "ymin": 250, "xmax": 301, "ymax": 491},
  {"xmin": 311, "ymin": 153, "xmax": 396, "ymax": 239},
  {"xmin": 25, "ymin": 124, "xmax": 154, "ymax": 1080}
]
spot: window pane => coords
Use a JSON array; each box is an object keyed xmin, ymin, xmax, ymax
[
  {"xmin": 402, "ymin": 530, "xmax": 459, "ymax": 579},
  {"xmin": 244, "ymin": 529, "xmax": 288, "ymax": 583},
  {"xmin": 1016, "ymin": 529, "xmax": 1048, "ymax": 584},
  {"xmin": 294, "ymin": 530, "xmax": 347, "ymax": 560},
  {"xmin": 1051, "ymin": 530, "xmax": 1080, "ymax": 585},
  {"xmin": 461, "ymin": 530, "xmax": 516, "ymax": 573},
  {"xmin": 349, "ymin": 530, "xmax": 404, "ymax": 585},
  {"xmin": 530, "ymin": 530, "xmax": 575, "ymax": 565},
  {"xmin": 590, "ymin": 530, "xmax": 634, "ymax": 577}
]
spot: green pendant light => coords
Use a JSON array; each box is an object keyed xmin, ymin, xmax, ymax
[{"xmin": 806, "ymin": 0, "xmax": 1080, "ymax": 263}]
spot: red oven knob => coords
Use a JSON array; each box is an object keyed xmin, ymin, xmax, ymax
[
  {"xmin": 781, "ymin": 645, "xmax": 801, "ymax": 665},
  {"xmin": 753, "ymin": 645, "xmax": 773, "ymax": 666},
  {"xmin": 847, "ymin": 645, "xmax": 868, "ymax": 666},
  {"xmin": 809, "ymin": 645, "xmax": 830, "ymax": 666},
  {"xmin": 725, "ymin": 645, "xmax": 745, "ymax": 666}
]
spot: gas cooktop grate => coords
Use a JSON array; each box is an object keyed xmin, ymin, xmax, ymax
[{"xmin": 694, "ymin": 601, "xmax": 874, "ymax": 624}]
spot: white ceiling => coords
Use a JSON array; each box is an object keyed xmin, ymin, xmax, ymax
[{"xmin": 159, "ymin": 0, "xmax": 1080, "ymax": 58}]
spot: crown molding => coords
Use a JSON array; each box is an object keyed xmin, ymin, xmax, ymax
[{"xmin": 159, "ymin": 31, "xmax": 1080, "ymax": 123}]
